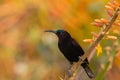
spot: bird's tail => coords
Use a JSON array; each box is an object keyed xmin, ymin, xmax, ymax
[{"xmin": 81, "ymin": 59, "xmax": 95, "ymax": 78}]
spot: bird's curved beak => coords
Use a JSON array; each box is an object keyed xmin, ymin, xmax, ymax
[{"xmin": 44, "ymin": 30, "xmax": 56, "ymax": 34}]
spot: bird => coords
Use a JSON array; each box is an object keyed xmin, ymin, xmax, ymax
[{"xmin": 45, "ymin": 29, "xmax": 94, "ymax": 78}]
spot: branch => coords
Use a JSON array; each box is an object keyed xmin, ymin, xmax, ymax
[{"xmin": 64, "ymin": 7, "xmax": 120, "ymax": 80}]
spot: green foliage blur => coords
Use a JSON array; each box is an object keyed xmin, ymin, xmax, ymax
[{"xmin": 0, "ymin": 0, "xmax": 120, "ymax": 80}]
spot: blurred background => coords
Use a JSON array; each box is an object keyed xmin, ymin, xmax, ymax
[{"xmin": 0, "ymin": 0, "xmax": 120, "ymax": 80}]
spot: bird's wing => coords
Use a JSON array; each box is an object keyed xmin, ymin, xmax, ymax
[{"xmin": 71, "ymin": 38, "xmax": 84, "ymax": 56}]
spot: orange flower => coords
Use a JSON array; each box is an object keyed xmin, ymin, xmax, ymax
[
  {"xmin": 114, "ymin": 20, "xmax": 120, "ymax": 26},
  {"xmin": 92, "ymin": 18, "xmax": 108, "ymax": 27},
  {"xmin": 107, "ymin": 11, "xmax": 113, "ymax": 17},
  {"xmin": 91, "ymin": 32, "xmax": 99, "ymax": 37},
  {"xmin": 91, "ymin": 22, "xmax": 103, "ymax": 27},
  {"xmin": 107, "ymin": 35, "xmax": 118, "ymax": 40},
  {"xmin": 107, "ymin": 2, "xmax": 115, "ymax": 9},
  {"xmin": 113, "ymin": 1, "xmax": 120, "ymax": 7},
  {"xmin": 105, "ymin": 1, "xmax": 120, "ymax": 11},
  {"xmin": 83, "ymin": 39, "xmax": 93, "ymax": 43},
  {"xmin": 105, "ymin": 5, "xmax": 114, "ymax": 10},
  {"xmin": 101, "ymin": 18, "xmax": 109, "ymax": 23},
  {"xmin": 114, "ymin": 22, "xmax": 120, "ymax": 26},
  {"xmin": 94, "ymin": 19, "xmax": 102, "ymax": 23}
]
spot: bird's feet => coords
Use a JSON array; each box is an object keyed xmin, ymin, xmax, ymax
[
  {"xmin": 78, "ymin": 57, "xmax": 89, "ymax": 64},
  {"xmin": 67, "ymin": 69, "xmax": 72, "ymax": 77},
  {"xmin": 67, "ymin": 65, "xmax": 72, "ymax": 77},
  {"xmin": 79, "ymin": 56, "xmax": 83, "ymax": 62}
]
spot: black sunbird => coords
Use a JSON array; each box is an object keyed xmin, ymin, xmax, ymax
[{"xmin": 45, "ymin": 29, "xmax": 94, "ymax": 78}]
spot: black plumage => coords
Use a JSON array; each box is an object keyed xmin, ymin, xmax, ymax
[{"xmin": 45, "ymin": 29, "xmax": 94, "ymax": 78}]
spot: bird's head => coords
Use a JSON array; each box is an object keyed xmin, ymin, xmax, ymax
[{"xmin": 45, "ymin": 29, "xmax": 71, "ymax": 40}]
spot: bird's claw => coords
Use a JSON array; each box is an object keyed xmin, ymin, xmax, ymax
[
  {"xmin": 79, "ymin": 56, "xmax": 83, "ymax": 62},
  {"xmin": 67, "ymin": 69, "xmax": 72, "ymax": 77}
]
